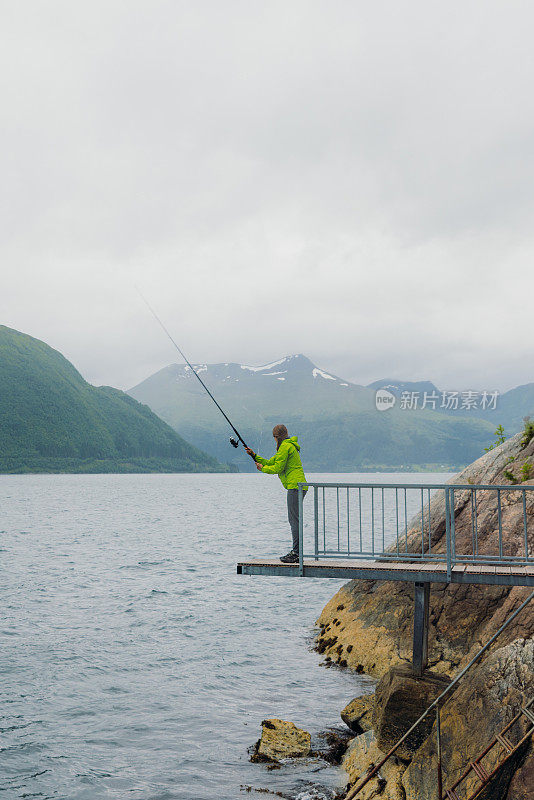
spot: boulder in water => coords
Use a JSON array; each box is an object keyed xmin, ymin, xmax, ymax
[{"xmin": 251, "ymin": 718, "xmax": 311, "ymax": 762}]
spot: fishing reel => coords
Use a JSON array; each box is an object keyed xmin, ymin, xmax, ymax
[{"xmin": 229, "ymin": 437, "xmax": 239, "ymax": 448}]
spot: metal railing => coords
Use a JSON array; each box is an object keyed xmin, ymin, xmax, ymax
[
  {"xmin": 343, "ymin": 590, "xmax": 534, "ymax": 799},
  {"xmin": 297, "ymin": 482, "xmax": 534, "ymax": 577}
]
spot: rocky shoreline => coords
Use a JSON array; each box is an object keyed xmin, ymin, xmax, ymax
[
  {"xmin": 333, "ymin": 638, "xmax": 533, "ymax": 799},
  {"xmin": 253, "ymin": 432, "xmax": 534, "ymax": 799}
]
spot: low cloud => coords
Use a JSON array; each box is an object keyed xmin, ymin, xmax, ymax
[{"xmin": 1, "ymin": 1, "xmax": 533, "ymax": 392}]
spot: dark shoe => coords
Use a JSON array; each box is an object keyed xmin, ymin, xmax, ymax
[{"xmin": 280, "ymin": 551, "xmax": 299, "ymax": 563}]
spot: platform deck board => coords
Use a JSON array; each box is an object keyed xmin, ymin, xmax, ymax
[{"xmin": 236, "ymin": 558, "xmax": 534, "ymax": 587}]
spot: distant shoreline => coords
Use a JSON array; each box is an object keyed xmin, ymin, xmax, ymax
[
  {"xmin": 0, "ymin": 464, "xmax": 460, "ymax": 476},
  {"xmin": 0, "ymin": 459, "xmax": 236, "ymax": 475}
]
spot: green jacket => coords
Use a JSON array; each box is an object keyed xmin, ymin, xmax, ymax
[{"xmin": 254, "ymin": 436, "xmax": 307, "ymax": 490}]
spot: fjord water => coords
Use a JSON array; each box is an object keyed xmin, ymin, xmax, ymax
[{"xmin": 1, "ymin": 472, "xmax": 446, "ymax": 800}]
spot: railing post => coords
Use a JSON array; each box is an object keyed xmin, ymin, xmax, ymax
[
  {"xmin": 445, "ymin": 488, "xmax": 452, "ymax": 582},
  {"xmin": 336, "ymin": 487, "xmax": 340, "ymax": 551},
  {"xmin": 314, "ymin": 485, "xmax": 319, "ymax": 561},
  {"xmin": 413, "ymin": 581, "xmax": 430, "ymax": 677},
  {"xmin": 523, "ymin": 489, "xmax": 529, "ymax": 562},
  {"xmin": 450, "ymin": 487, "xmax": 456, "ymax": 567},
  {"xmin": 298, "ymin": 483, "xmax": 304, "ymax": 577},
  {"xmin": 371, "ymin": 487, "xmax": 375, "ymax": 557},
  {"xmin": 497, "ymin": 489, "xmax": 503, "ymax": 558}
]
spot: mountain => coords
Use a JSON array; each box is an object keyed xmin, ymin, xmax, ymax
[
  {"xmin": 480, "ymin": 382, "xmax": 534, "ymax": 433},
  {"xmin": 0, "ymin": 326, "xmax": 230, "ymax": 473},
  {"xmin": 130, "ymin": 354, "xmax": 369, "ymax": 421},
  {"xmin": 128, "ymin": 355, "xmax": 496, "ymax": 471}
]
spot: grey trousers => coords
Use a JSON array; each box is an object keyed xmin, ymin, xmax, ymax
[{"xmin": 287, "ymin": 489, "xmax": 307, "ymax": 552}]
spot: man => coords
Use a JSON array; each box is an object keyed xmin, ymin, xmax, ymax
[{"xmin": 245, "ymin": 424, "xmax": 307, "ymax": 563}]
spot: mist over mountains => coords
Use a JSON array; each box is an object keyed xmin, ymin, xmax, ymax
[
  {"xmin": 128, "ymin": 354, "xmax": 532, "ymax": 471},
  {"xmin": 3, "ymin": 325, "xmax": 532, "ymax": 475}
]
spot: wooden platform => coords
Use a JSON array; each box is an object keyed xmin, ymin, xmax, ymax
[{"xmin": 237, "ymin": 558, "xmax": 534, "ymax": 587}]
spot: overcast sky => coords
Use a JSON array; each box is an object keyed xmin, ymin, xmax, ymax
[{"xmin": 2, "ymin": 1, "xmax": 533, "ymax": 393}]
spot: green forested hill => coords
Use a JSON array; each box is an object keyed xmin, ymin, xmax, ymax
[{"xmin": 0, "ymin": 326, "xmax": 230, "ymax": 473}]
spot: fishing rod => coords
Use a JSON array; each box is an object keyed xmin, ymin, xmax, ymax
[{"xmin": 136, "ymin": 287, "xmax": 254, "ymax": 456}]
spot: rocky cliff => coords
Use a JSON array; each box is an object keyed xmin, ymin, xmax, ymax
[{"xmin": 316, "ymin": 431, "xmax": 534, "ymax": 799}]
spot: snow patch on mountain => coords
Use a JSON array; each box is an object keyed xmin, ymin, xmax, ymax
[
  {"xmin": 313, "ymin": 368, "xmax": 336, "ymax": 381},
  {"xmin": 184, "ymin": 364, "xmax": 207, "ymax": 373},
  {"xmin": 240, "ymin": 358, "xmax": 288, "ymax": 373}
]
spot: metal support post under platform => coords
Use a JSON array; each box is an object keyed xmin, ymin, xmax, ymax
[{"xmin": 413, "ymin": 581, "xmax": 430, "ymax": 677}]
